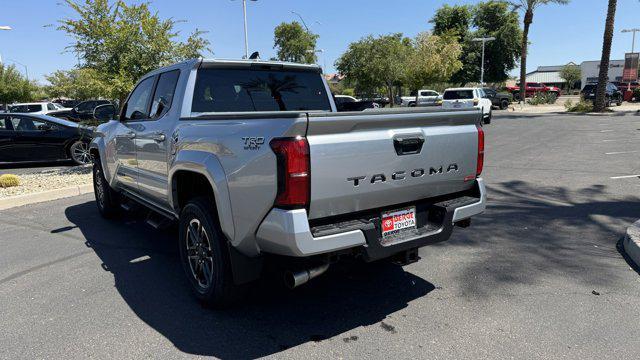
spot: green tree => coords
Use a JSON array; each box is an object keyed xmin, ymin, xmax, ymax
[
  {"xmin": 473, "ymin": 1, "xmax": 522, "ymax": 84},
  {"xmin": 593, "ymin": 0, "xmax": 617, "ymax": 112},
  {"xmin": 273, "ymin": 21, "xmax": 319, "ymax": 64},
  {"xmin": 56, "ymin": 0, "xmax": 210, "ymax": 105},
  {"xmin": 45, "ymin": 68, "xmax": 108, "ymax": 100},
  {"xmin": 403, "ymin": 33, "xmax": 463, "ymax": 102},
  {"xmin": 335, "ymin": 34, "xmax": 410, "ymax": 107},
  {"xmin": 509, "ymin": 0, "xmax": 569, "ymax": 101},
  {"xmin": 0, "ymin": 64, "xmax": 34, "ymax": 106},
  {"xmin": 431, "ymin": 2, "xmax": 522, "ymax": 85},
  {"xmin": 430, "ymin": 4, "xmax": 473, "ymax": 39},
  {"xmin": 559, "ymin": 64, "xmax": 581, "ymax": 94}
]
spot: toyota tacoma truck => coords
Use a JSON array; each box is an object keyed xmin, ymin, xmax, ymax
[{"xmin": 90, "ymin": 58, "xmax": 487, "ymax": 306}]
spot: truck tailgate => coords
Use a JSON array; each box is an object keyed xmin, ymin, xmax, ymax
[{"xmin": 306, "ymin": 108, "xmax": 481, "ymax": 219}]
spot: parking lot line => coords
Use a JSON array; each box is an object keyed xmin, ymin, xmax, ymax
[
  {"xmin": 605, "ymin": 150, "xmax": 640, "ymax": 155},
  {"xmin": 610, "ymin": 174, "xmax": 640, "ymax": 179}
]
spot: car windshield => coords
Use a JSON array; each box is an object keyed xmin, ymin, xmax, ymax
[
  {"xmin": 192, "ymin": 67, "xmax": 331, "ymax": 113},
  {"xmin": 582, "ymin": 85, "xmax": 597, "ymax": 92},
  {"xmin": 443, "ymin": 90, "xmax": 474, "ymax": 100}
]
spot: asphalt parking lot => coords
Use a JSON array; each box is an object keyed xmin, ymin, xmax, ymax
[{"xmin": 1, "ymin": 112, "xmax": 640, "ymax": 359}]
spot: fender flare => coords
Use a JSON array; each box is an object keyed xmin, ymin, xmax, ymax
[
  {"xmin": 89, "ymin": 137, "xmax": 112, "ymax": 181},
  {"xmin": 169, "ymin": 150, "xmax": 236, "ymax": 244}
]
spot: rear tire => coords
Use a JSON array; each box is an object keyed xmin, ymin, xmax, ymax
[
  {"xmin": 179, "ymin": 196, "xmax": 245, "ymax": 308},
  {"xmin": 484, "ymin": 110, "xmax": 492, "ymax": 124},
  {"xmin": 408, "ymin": 102, "xmax": 416, "ymax": 107},
  {"xmin": 93, "ymin": 157, "xmax": 120, "ymax": 218},
  {"xmin": 500, "ymin": 99, "xmax": 509, "ymax": 110}
]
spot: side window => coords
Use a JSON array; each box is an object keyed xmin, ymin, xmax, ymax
[
  {"xmin": 150, "ymin": 70, "xmax": 180, "ymax": 119},
  {"xmin": 0, "ymin": 117, "xmax": 12, "ymax": 131},
  {"xmin": 47, "ymin": 103, "xmax": 56, "ymax": 111},
  {"xmin": 10, "ymin": 116, "xmax": 56, "ymax": 131},
  {"xmin": 123, "ymin": 76, "xmax": 156, "ymax": 121}
]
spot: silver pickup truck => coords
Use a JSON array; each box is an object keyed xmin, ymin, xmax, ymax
[{"xmin": 90, "ymin": 58, "xmax": 486, "ymax": 306}]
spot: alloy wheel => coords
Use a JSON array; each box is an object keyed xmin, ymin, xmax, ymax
[
  {"xmin": 185, "ymin": 218, "xmax": 214, "ymax": 289},
  {"xmin": 72, "ymin": 142, "xmax": 92, "ymax": 164}
]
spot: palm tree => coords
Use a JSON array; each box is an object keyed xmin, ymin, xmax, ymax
[
  {"xmin": 593, "ymin": 0, "xmax": 618, "ymax": 112},
  {"xmin": 510, "ymin": 0, "xmax": 569, "ymax": 103}
]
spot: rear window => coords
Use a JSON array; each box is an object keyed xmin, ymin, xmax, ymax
[
  {"xmin": 582, "ymin": 85, "xmax": 596, "ymax": 92},
  {"xmin": 191, "ymin": 68, "xmax": 331, "ymax": 113},
  {"xmin": 443, "ymin": 90, "xmax": 474, "ymax": 100}
]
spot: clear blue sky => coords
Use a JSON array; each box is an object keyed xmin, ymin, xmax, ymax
[{"xmin": 1, "ymin": 0, "xmax": 639, "ymax": 83}]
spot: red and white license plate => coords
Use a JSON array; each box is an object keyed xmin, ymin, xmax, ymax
[{"xmin": 381, "ymin": 207, "xmax": 417, "ymax": 238}]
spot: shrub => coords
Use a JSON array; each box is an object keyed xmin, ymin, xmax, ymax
[
  {"xmin": 633, "ymin": 88, "xmax": 640, "ymax": 102},
  {"xmin": 566, "ymin": 99, "xmax": 594, "ymax": 113},
  {"xmin": 0, "ymin": 174, "xmax": 21, "ymax": 188},
  {"xmin": 527, "ymin": 92, "xmax": 557, "ymax": 105}
]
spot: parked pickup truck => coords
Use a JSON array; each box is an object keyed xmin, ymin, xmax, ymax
[
  {"xmin": 90, "ymin": 59, "xmax": 486, "ymax": 306},
  {"xmin": 398, "ymin": 89, "xmax": 441, "ymax": 107},
  {"xmin": 506, "ymin": 82, "xmax": 560, "ymax": 101}
]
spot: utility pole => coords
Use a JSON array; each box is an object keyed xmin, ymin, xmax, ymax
[{"xmin": 472, "ymin": 37, "xmax": 496, "ymax": 85}]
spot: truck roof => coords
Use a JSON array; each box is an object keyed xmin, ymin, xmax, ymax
[{"xmin": 143, "ymin": 58, "xmax": 322, "ymax": 79}]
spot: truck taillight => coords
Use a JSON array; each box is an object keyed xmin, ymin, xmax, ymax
[
  {"xmin": 270, "ymin": 137, "xmax": 310, "ymax": 209},
  {"xmin": 476, "ymin": 124, "xmax": 484, "ymax": 177}
]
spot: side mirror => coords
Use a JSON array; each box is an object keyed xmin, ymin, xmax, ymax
[{"xmin": 93, "ymin": 104, "xmax": 117, "ymax": 122}]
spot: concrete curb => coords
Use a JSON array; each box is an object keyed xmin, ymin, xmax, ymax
[
  {"xmin": 623, "ymin": 220, "xmax": 640, "ymax": 269},
  {"xmin": 0, "ymin": 184, "xmax": 93, "ymax": 211}
]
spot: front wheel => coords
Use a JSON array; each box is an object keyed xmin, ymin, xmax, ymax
[
  {"xmin": 179, "ymin": 197, "xmax": 245, "ymax": 308},
  {"xmin": 500, "ymin": 99, "xmax": 509, "ymax": 110},
  {"xmin": 70, "ymin": 141, "xmax": 92, "ymax": 165},
  {"xmin": 93, "ymin": 158, "xmax": 120, "ymax": 218}
]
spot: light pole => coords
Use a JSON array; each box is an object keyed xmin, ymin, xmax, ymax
[
  {"xmin": 290, "ymin": 10, "xmax": 309, "ymax": 31},
  {"xmin": 472, "ymin": 37, "xmax": 496, "ymax": 85},
  {"xmin": 234, "ymin": 0, "xmax": 257, "ymax": 59},
  {"xmin": 0, "ymin": 25, "xmax": 11, "ymax": 64},
  {"xmin": 7, "ymin": 59, "xmax": 28, "ymax": 80}
]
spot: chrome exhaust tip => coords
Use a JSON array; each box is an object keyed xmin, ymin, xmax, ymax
[{"xmin": 284, "ymin": 263, "xmax": 330, "ymax": 289}]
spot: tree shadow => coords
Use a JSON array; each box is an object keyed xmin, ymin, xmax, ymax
[
  {"xmin": 63, "ymin": 202, "xmax": 434, "ymax": 359},
  {"xmin": 448, "ymin": 180, "xmax": 640, "ymax": 296}
]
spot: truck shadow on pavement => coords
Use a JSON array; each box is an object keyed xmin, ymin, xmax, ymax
[
  {"xmin": 448, "ymin": 180, "xmax": 640, "ymax": 297},
  {"xmin": 63, "ymin": 202, "xmax": 434, "ymax": 359}
]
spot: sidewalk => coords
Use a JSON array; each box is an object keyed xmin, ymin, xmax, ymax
[
  {"xmin": 504, "ymin": 101, "xmax": 640, "ymax": 115},
  {"xmin": 624, "ymin": 220, "xmax": 640, "ymax": 269}
]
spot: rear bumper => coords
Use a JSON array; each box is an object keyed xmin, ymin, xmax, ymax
[{"xmin": 256, "ymin": 178, "xmax": 486, "ymax": 258}]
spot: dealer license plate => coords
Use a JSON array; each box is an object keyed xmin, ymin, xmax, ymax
[{"xmin": 381, "ymin": 207, "xmax": 417, "ymax": 238}]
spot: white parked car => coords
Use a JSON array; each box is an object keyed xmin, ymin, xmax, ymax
[
  {"xmin": 399, "ymin": 89, "xmax": 441, "ymax": 107},
  {"xmin": 8, "ymin": 102, "xmax": 70, "ymax": 115},
  {"xmin": 441, "ymin": 88, "xmax": 492, "ymax": 124}
]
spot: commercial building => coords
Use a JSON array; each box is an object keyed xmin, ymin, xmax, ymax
[{"xmin": 522, "ymin": 60, "xmax": 627, "ymax": 90}]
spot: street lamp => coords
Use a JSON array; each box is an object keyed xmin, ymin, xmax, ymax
[
  {"xmin": 0, "ymin": 25, "xmax": 11, "ymax": 64},
  {"xmin": 233, "ymin": 0, "xmax": 257, "ymax": 59},
  {"xmin": 472, "ymin": 37, "xmax": 496, "ymax": 85},
  {"xmin": 290, "ymin": 10, "xmax": 309, "ymax": 32}
]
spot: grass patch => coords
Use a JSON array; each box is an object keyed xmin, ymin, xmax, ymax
[{"xmin": 0, "ymin": 174, "xmax": 21, "ymax": 188}]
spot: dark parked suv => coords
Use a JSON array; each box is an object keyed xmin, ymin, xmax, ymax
[
  {"xmin": 581, "ymin": 83, "xmax": 622, "ymax": 107},
  {"xmin": 482, "ymin": 88, "xmax": 512, "ymax": 110},
  {"xmin": 48, "ymin": 99, "xmax": 113, "ymax": 122}
]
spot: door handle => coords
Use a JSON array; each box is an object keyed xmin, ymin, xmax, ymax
[
  {"xmin": 152, "ymin": 133, "xmax": 166, "ymax": 142},
  {"xmin": 126, "ymin": 132, "xmax": 136, "ymax": 139}
]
